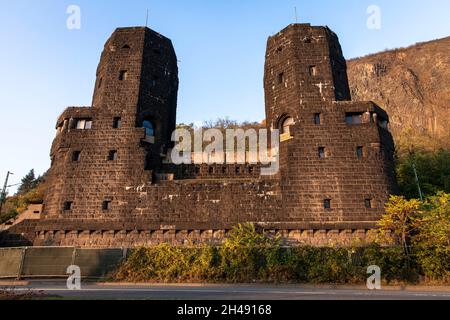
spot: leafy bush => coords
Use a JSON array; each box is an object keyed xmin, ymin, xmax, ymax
[
  {"xmin": 0, "ymin": 210, "xmax": 18, "ymax": 225},
  {"xmin": 217, "ymin": 223, "xmax": 280, "ymax": 282},
  {"xmin": 375, "ymin": 193, "xmax": 450, "ymax": 282},
  {"xmin": 413, "ymin": 193, "xmax": 450, "ymax": 281},
  {"xmin": 115, "ymin": 223, "xmax": 444, "ymax": 284}
]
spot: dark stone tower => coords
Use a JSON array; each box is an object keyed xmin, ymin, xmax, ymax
[
  {"xmin": 41, "ymin": 27, "xmax": 178, "ymax": 222},
  {"xmin": 92, "ymin": 27, "xmax": 179, "ymax": 169},
  {"xmin": 264, "ymin": 24, "xmax": 351, "ymax": 129},
  {"xmin": 264, "ymin": 24, "xmax": 396, "ymax": 229}
]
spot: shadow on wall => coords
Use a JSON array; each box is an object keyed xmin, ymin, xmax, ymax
[
  {"xmin": 0, "ymin": 220, "xmax": 38, "ymax": 248},
  {"xmin": 0, "ymin": 231, "xmax": 33, "ymax": 248}
]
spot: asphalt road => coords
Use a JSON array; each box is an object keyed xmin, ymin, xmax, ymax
[{"xmin": 3, "ymin": 282, "xmax": 450, "ymax": 300}]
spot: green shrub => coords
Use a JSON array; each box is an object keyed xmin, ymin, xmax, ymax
[
  {"xmin": 114, "ymin": 223, "xmax": 448, "ymax": 284},
  {"xmin": 0, "ymin": 210, "xmax": 18, "ymax": 225},
  {"xmin": 375, "ymin": 193, "xmax": 450, "ymax": 282}
]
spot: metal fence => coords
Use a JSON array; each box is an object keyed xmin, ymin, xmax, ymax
[{"xmin": 0, "ymin": 247, "xmax": 126, "ymax": 279}]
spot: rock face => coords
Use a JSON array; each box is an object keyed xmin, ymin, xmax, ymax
[{"xmin": 347, "ymin": 37, "xmax": 450, "ymax": 152}]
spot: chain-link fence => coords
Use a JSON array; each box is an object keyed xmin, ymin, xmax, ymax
[{"xmin": 0, "ymin": 247, "xmax": 126, "ymax": 279}]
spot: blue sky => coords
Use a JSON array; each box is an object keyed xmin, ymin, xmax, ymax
[{"xmin": 1, "ymin": 0, "xmax": 450, "ymax": 192}]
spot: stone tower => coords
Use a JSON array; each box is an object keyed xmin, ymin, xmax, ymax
[
  {"xmin": 264, "ymin": 24, "xmax": 351, "ymax": 129},
  {"xmin": 264, "ymin": 24, "xmax": 397, "ymax": 229},
  {"xmin": 41, "ymin": 27, "xmax": 178, "ymax": 221}
]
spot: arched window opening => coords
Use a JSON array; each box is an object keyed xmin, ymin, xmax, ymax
[
  {"xmin": 143, "ymin": 120, "xmax": 155, "ymax": 137},
  {"xmin": 279, "ymin": 116, "xmax": 294, "ymax": 141},
  {"xmin": 143, "ymin": 119, "xmax": 156, "ymax": 144},
  {"xmin": 122, "ymin": 44, "xmax": 130, "ymax": 49},
  {"xmin": 281, "ymin": 117, "xmax": 294, "ymax": 135}
]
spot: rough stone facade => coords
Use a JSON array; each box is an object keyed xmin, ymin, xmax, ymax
[{"xmin": 1, "ymin": 24, "xmax": 397, "ymax": 248}]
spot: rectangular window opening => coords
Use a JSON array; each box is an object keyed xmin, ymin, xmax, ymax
[
  {"xmin": 345, "ymin": 113, "xmax": 363, "ymax": 125},
  {"xmin": 74, "ymin": 119, "xmax": 92, "ymax": 130},
  {"xmin": 278, "ymin": 72, "xmax": 284, "ymax": 84},
  {"xmin": 324, "ymin": 199, "xmax": 332, "ymax": 209},
  {"xmin": 119, "ymin": 70, "xmax": 128, "ymax": 81},
  {"xmin": 102, "ymin": 200, "xmax": 112, "ymax": 211},
  {"xmin": 365, "ymin": 199, "xmax": 373, "ymax": 209},
  {"xmin": 357, "ymin": 146, "xmax": 364, "ymax": 159},
  {"xmin": 63, "ymin": 201, "xmax": 73, "ymax": 211},
  {"xmin": 76, "ymin": 119, "xmax": 86, "ymax": 130},
  {"xmin": 151, "ymin": 76, "xmax": 159, "ymax": 87},
  {"xmin": 72, "ymin": 151, "xmax": 81, "ymax": 162},
  {"xmin": 314, "ymin": 113, "xmax": 322, "ymax": 125},
  {"xmin": 309, "ymin": 65, "xmax": 317, "ymax": 76},
  {"xmin": 108, "ymin": 150, "xmax": 118, "ymax": 161},
  {"xmin": 318, "ymin": 147, "xmax": 326, "ymax": 159},
  {"xmin": 113, "ymin": 117, "xmax": 122, "ymax": 129}
]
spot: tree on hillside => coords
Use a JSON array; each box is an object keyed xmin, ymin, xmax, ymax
[
  {"xmin": 16, "ymin": 169, "xmax": 39, "ymax": 195},
  {"xmin": 396, "ymin": 149, "xmax": 450, "ymax": 199}
]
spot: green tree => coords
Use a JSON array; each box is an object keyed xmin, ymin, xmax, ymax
[
  {"xmin": 376, "ymin": 193, "xmax": 450, "ymax": 281},
  {"xmin": 413, "ymin": 192, "xmax": 450, "ymax": 279},
  {"xmin": 377, "ymin": 196, "xmax": 421, "ymax": 253},
  {"xmin": 396, "ymin": 149, "xmax": 450, "ymax": 199},
  {"xmin": 17, "ymin": 169, "xmax": 38, "ymax": 195}
]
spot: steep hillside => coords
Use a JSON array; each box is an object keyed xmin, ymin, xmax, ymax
[{"xmin": 347, "ymin": 37, "xmax": 450, "ymax": 153}]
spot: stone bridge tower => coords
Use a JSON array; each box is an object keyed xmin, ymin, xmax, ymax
[
  {"xmin": 264, "ymin": 24, "xmax": 397, "ymax": 229},
  {"xmin": 41, "ymin": 27, "xmax": 178, "ymax": 222}
]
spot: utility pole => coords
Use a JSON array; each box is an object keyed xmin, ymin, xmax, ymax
[
  {"xmin": 0, "ymin": 171, "xmax": 13, "ymax": 213},
  {"xmin": 412, "ymin": 163, "xmax": 424, "ymax": 201}
]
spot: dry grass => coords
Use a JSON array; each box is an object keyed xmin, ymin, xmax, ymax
[{"xmin": 0, "ymin": 288, "xmax": 44, "ymax": 300}]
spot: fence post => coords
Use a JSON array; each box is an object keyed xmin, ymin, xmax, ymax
[
  {"xmin": 71, "ymin": 247, "xmax": 77, "ymax": 266},
  {"xmin": 16, "ymin": 247, "xmax": 27, "ymax": 280}
]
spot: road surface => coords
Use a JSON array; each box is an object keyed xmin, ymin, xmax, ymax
[{"xmin": 2, "ymin": 281, "xmax": 450, "ymax": 300}]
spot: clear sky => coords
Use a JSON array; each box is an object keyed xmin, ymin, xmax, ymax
[{"xmin": 1, "ymin": 0, "xmax": 449, "ymax": 192}]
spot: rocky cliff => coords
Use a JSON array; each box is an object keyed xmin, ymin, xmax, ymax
[{"xmin": 347, "ymin": 37, "xmax": 450, "ymax": 153}]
